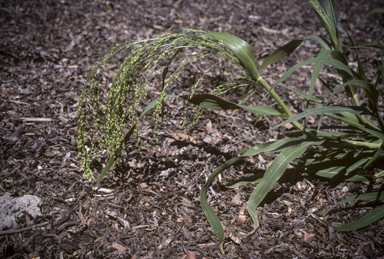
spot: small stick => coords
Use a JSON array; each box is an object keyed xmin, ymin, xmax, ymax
[
  {"xmin": 0, "ymin": 222, "xmax": 50, "ymax": 235},
  {"xmin": 16, "ymin": 117, "xmax": 53, "ymax": 122}
]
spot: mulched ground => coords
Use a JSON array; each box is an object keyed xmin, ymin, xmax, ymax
[{"xmin": 1, "ymin": 0, "xmax": 384, "ymax": 258}]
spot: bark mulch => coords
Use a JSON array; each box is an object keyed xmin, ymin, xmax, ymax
[{"xmin": 1, "ymin": 0, "xmax": 383, "ymax": 258}]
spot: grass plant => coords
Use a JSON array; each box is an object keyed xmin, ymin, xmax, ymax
[{"xmin": 77, "ymin": 0, "xmax": 384, "ymax": 252}]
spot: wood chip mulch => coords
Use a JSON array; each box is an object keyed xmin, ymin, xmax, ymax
[{"xmin": 1, "ymin": 0, "xmax": 383, "ymax": 258}]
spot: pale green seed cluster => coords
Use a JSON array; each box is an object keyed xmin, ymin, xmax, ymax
[{"xmin": 77, "ymin": 30, "xmax": 249, "ymax": 179}]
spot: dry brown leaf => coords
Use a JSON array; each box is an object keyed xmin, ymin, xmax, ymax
[
  {"xmin": 112, "ymin": 242, "xmax": 126, "ymax": 252},
  {"xmin": 77, "ymin": 210, "xmax": 85, "ymax": 225},
  {"xmin": 185, "ymin": 251, "xmax": 197, "ymax": 259},
  {"xmin": 236, "ymin": 204, "xmax": 247, "ymax": 227},
  {"xmin": 206, "ymin": 119, "xmax": 213, "ymax": 134},
  {"xmin": 231, "ymin": 193, "xmax": 242, "ymax": 205},
  {"xmin": 285, "ymin": 123, "xmax": 294, "ymax": 129},
  {"xmin": 25, "ymin": 215, "xmax": 32, "ymax": 225},
  {"xmin": 229, "ymin": 232, "xmax": 241, "ymax": 244},
  {"xmin": 177, "ymin": 132, "xmax": 196, "ymax": 143},
  {"xmin": 153, "ymin": 24, "xmax": 164, "ymax": 30}
]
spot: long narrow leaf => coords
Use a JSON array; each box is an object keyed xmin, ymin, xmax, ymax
[
  {"xmin": 332, "ymin": 204, "xmax": 384, "ymax": 231},
  {"xmin": 200, "ymin": 156, "xmax": 244, "ymax": 253},
  {"xmin": 364, "ymin": 148, "xmax": 384, "ymax": 168},
  {"xmin": 303, "ymin": 35, "xmax": 332, "ymax": 50},
  {"xmin": 307, "ymin": 0, "xmax": 338, "ymax": 48},
  {"xmin": 324, "ymin": 192, "xmax": 384, "ymax": 216},
  {"xmin": 323, "ymin": 0, "xmax": 339, "ymax": 43},
  {"xmin": 271, "ymin": 57, "xmax": 356, "ymax": 91},
  {"xmin": 203, "ymin": 32, "xmax": 260, "ymax": 81},
  {"xmin": 246, "ymin": 139, "xmax": 324, "ymax": 233},
  {"xmin": 351, "ymin": 45, "xmax": 384, "ymax": 49},
  {"xmin": 331, "ymin": 49, "xmax": 357, "ymax": 81},
  {"xmin": 274, "ymin": 106, "xmax": 374, "ymax": 129},
  {"xmin": 282, "ymin": 85, "xmax": 324, "ymax": 104},
  {"xmin": 315, "ymin": 168, "xmax": 373, "ymax": 182},
  {"xmin": 314, "ymin": 204, "xmax": 384, "ymax": 231},
  {"xmin": 259, "ymin": 39, "xmax": 303, "ymax": 70},
  {"xmin": 308, "ymin": 49, "xmax": 332, "ymax": 101},
  {"xmin": 239, "ymin": 137, "xmax": 305, "ymax": 157},
  {"xmin": 357, "ymin": 8, "xmax": 384, "ymax": 27},
  {"xmin": 180, "ymin": 93, "xmax": 283, "ymax": 116},
  {"xmin": 346, "ymin": 31, "xmax": 367, "ymax": 81},
  {"xmin": 328, "ymin": 114, "xmax": 384, "ymax": 142},
  {"xmin": 326, "ymin": 80, "xmax": 378, "ymax": 107}
]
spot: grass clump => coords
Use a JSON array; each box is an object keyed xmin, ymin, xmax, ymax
[{"xmin": 77, "ymin": 0, "xmax": 384, "ymax": 253}]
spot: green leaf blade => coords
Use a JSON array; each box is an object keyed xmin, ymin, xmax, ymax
[
  {"xmin": 202, "ymin": 32, "xmax": 260, "ymax": 81},
  {"xmin": 180, "ymin": 93, "xmax": 283, "ymax": 116},
  {"xmin": 199, "ymin": 156, "xmax": 245, "ymax": 252},
  {"xmin": 259, "ymin": 39, "xmax": 303, "ymax": 70},
  {"xmin": 246, "ymin": 139, "xmax": 324, "ymax": 232},
  {"xmin": 332, "ymin": 204, "xmax": 384, "ymax": 231}
]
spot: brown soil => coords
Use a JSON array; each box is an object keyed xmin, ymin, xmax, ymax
[{"xmin": 1, "ymin": 0, "xmax": 384, "ymax": 258}]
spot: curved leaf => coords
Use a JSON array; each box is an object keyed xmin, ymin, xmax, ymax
[
  {"xmin": 271, "ymin": 57, "xmax": 356, "ymax": 91},
  {"xmin": 259, "ymin": 39, "xmax": 303, "ymax": 70},
  {"xmin": 202, "ymin": 32, "xmax": 260, "ymax": 81},
  {"xmin": 314, "ymin": 204, "xmax": 384, "ymax": 232},
  {"xmin": 282, "ymin": 85, "xmax": 324, "ymax": 104},
  {"xmin": 326, "ymin": 80, "xmax": 378, "ymax": 108},
  {"xmin": 274, "ymin": 106, "xmax": 374, "ymax": 129},
  {"xmin": 307, "ymin": 0, "xmax": 338, "ymax": 48},
  {"xmin": 239, "ymin": 137, "xmax": 306, "ymax": 157},
  {"xmin": 324, "ymin": 192, "xmax": 384, "ymax": 216},
  {"xmin": 332, "ymin": 204, "xmax": 384, "ymax": 231},
  {"xmin": 357, "ymin": 8, "xmax": 384, "ymax": 27},
  {"xmin": 309, "ymin": 49, "xmax": 332, "ymax": 101},
  {"xmin": 351, "ymin": 45, "xmax": 384, "ymax": 49},
  {"xmin": 303, "ymin": 35, "xmax": 332, "ymax": 50},
  {"xmin": 328, "ymin": 114, "xmax": 384, "ymax": 142},
  {"xmin": 199, "ymin": 156, "xmax": 244, "ymax": 253},
  {"xmin": 323, "ymin": 0, "xmax": 339, "ymax": 41},
  {"xmin": 180, "ymin": 93, "xmax": 283, "ymax": 116},
  {"xmin": 364, "ymin": 148, "xmax": 384, "ymax": 168},
  {"xmin": 225, "ymin": 178, "xmax": 262, "ymax": 188},
  {"xmin": 246, "ymin": 139, "xmax": 325, "ymax": 233}
]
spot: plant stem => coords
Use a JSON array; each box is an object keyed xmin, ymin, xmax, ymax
[
  {"xmin": 341, "ymin": 140, "xmax": 383, "ymax": 149},
  {"xmin": 258, "ymin": 77, "xmax": 318, "ymax": 139}
]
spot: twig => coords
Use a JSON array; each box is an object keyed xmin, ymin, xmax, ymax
[
  {"xmin": 140, "ymin": 188, "xmax": 160, "ymax": 196},
  {"xmin": 1, "ymin": 165, "xmax": 21, "ymax": 177},
  {"xmin": 56, "ymin": 221, "xmax": 80, "ymax": 232},
  {"xmin": 155, "ymin": 189, "xmax": 187, "ymax": 200},
  {"xmin": 16, "ymin": 117, "xmax": 52, "ymax": 122},
  {"xmin": 21, "ymin": 232, "xmax": 40, "ymax": 249},
  {"xmin": 104, "ymin": 198, "xmax": 125, "ymax": 209},
  {"xmin": 0, "ymin": 222, "xmax": 50, "ymax": 235},
  {"xmin": 42, "ymin": 233, "xmax": 62, "ymax": 244}
]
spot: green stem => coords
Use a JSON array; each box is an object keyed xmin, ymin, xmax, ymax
[
  {"xmin": 258, "ymin": 77, "xmax": 318, "ymax": 139},
  {"xmin": 349, "ymin": 84, "xmax": 369, "ymax": 124},
  {"xmin": 375, "ymin": 110, "xmax": 384, "ymax": 134},
  {"xmin": 341, "ymin": 140, "xmax": 383, "ymax": 149}
]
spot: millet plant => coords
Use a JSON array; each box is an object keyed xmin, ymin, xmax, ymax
[{"xmin": 77, "ymin": 0, "xmax": 384, "ymax": 252}]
